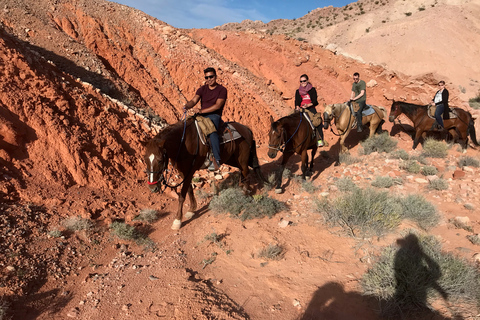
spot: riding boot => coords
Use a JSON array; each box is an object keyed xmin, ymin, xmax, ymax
[{"xmin": 430, "ymin": 121, "xmax": 439, "ymax": 131}]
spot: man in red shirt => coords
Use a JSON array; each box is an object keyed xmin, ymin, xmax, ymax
[{"xmin": 184, "ymin": 67, "xmax": 227, "ymax": 171}]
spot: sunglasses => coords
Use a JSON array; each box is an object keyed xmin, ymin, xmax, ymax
[
  {"xmin": 300, "ymin": 80, "xmax": 307, "ymax": 83},
  {"xmin": 205, "ymin": 75, "xmax": 215, "ymax": 80}
]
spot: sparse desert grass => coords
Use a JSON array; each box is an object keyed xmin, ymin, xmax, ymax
[
  {"xmin": 334, "ymin": 177, "xmax": 357, "ymax": 192},
  {"xmin": 292, "ymin": 176, "xmax": 318, "ymax": 193},
  {"xmin": 371, "ymin": 176, "xmax": 402, "ymax": 188},
  {"xmin": 194, "ymin": 188, "xmax": 211, "ymax": 200},
  {"xmin": 399, "ymin": 194, "xmax": 440, "ymax": 230},
  {"xmin": 400, "ymin": 160, "xmax": 421, "ymax": 174},
  {"xmin": 458, "ymin": 156, "xmax": 480, "ymax": 168},
  {"xmin": 62, "ymin": 216, "xmax": 93, "ymax": 231},
  {"xmin": 47, "ymin": 228, "xmax": 62, "ymax": 238},
  {"xmin": 338, "ymin": 152, "xmax": 361, "ymax": 165},
  {"xmin": 317, "ymin": 188, "xmax": 402, "ymax": 237},
  {"xmin": 360, "ymin": 132, "xmax": 397, "ymax": 155},
  {"xmin": 390, "ymin": 149, "xmax": 410, "ymax": 160},
  {"xmin": 133, "ymin": 208, "xmax": 158, "ymax": 223},
  {"xmin": 258, "ymin": 244, "xmax": 284, "ymax": 260},
  {"xmin": 421, "ymin": 165, "xmax": 438, "ymax": 176},
  {"xmin": 109, "ymin": 221, "xmax": 154, "ymax": 249},
  {"xmin": 410, "ymin": 155, "xmax": 428, "ymax": 165},
  {"xmin": 209, "ymin": 188, "xmax": 285, "ymax": 221},
  {"xmin": 421, "ymin": 138, "xmax": 448, "ymax": 158},
  {"xmin": 428, "ymin": 178, "xmax": 448, "ymax": 191},
  {"xmin": 468, "ymin": 91, "xmax": 480, "ymax": 110},
  {"xmin": 361, "ymin": 232, "xmax": 480, "ymax": 319}
]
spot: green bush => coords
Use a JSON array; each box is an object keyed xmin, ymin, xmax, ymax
[
  {"xmin": 110, "ymin": 221, "xmax": 146, "ymax": 243},
  {"xmin": 458, "ymin": 156, "xmax": 480, "ymax": 168},
  {"xmin": 360, "ymin": 133, "xmax": 397, "ymax": 155},
  {"xmin": 317, "ymin": 188, "xmax": 402, "ymax": 237},
  {"xmin": 428, "ymin": 178, "xmax": 449, "ymax": 191},
  {"xmin": 209, "ymin": 188, "xmax": 285, "ymax": 221},
  {"xmin": 361, "ymin": 232, "xmax": 480, "ymax": 318},
  {"xmin": 468, "ymin": 91, "xmax": 480, "ymax": 110},
  {"xmin": 390, "ymin": 149, "xmax": 409, "ymax": 160},
  {"xmin": 421, "ymin": 165, "xmax": 438, "ymax": 176},
  {"xmin": 133, "ymin": 208, "xmax": 158, "ymax": 223},
  {"xmin": 421, "ymin": 138, "xmax": 448, "ymax": 158},
  {"xmin": 371, "ymin": 176, "xmax": 398, "ymax": 188},
  {"xmin": 338, "ymin": 152, "xmax": 361, "ymax": 165},
  {"xmin": 62, "ymin": 216, "xmax": 93, "ymax": 231},
  {"xmin": 334, "ymin": 177, "xmax": 357, "ymax": 192},
  {"xmin": 400, "ymin": 160, "xmax": 421, "ymax": 174},
  {"xmin": 399, "ymin": 194, "xmax": 439, "ymax": 230}
]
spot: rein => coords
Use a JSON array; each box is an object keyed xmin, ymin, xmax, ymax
[
  {"xmin": 328, "ymin": 104, "xmax": 352, "ymax": 137},
  {"xmin": 268, "ymin": 112, "xmax": 306, "ymax": 153}
]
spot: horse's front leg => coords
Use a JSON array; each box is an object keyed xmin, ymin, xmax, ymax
[
  {"xmin": 275, "ymin": 152, "xmax": 293, "ymax": 194},
  {"xmin": 172, "ymin": 178, "xmax": 193, "ymax": 230},
  {"xmin": 300, "ymin": 149, "xmax": 309, "ymax": 179},
  {"xmin": 185, "ymin": 184, "xmax": 197, "ymax": 220},
  {"xmin": 309, "ymin": 145, "xmax": 318, "ymax": 173},
  {"xmin": 412, "ymin": 130, "xmax": 424, "ymax": 149},
  {"xmin": 340, "ymin": 129, "xmax": 350, "ymax": 153}
]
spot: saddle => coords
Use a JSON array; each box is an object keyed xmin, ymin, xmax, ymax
[
  {"xmin": 301, "ymin": 108, "xmax": 323, "ymax": 128},
  {"xmin": 427, "ymin": 105, "xmax": 456, "ymax": 119},
  {"xmin": 349, "ymin": 101, "xmax": 375, "ymax": 116},
  {"xmin": 195, "ymin": 116, "xmax": 250, "ymax": 146}
]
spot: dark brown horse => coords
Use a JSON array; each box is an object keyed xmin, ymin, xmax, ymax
[
  {"xmin": 144, "ymin": 116, "xmax": 264, "ymax": 230},
  {"xmin": 267, "ymin": 111, "xmax": 320, "ymax": 193},
  {"xmin": 389, "ymin": 101, "xmax": 479, "ymax": 150}
]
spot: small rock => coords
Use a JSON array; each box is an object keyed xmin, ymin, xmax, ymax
[
  {"xmin": 6, "ymin": 266, "xmax": 15, "ymax": 272},
  {"xmin": 454, "ymin": 216, "xmax": 470, "ymax": 227},
  {"xmin": 278, "ymin": 220, "xmax": 290, "ymax": 228},
  {"xmin": 293, "ymin": 299, "xmax": 301, "ymax": 307},
  {"xmin": 149, "ymin": 275, "xmax": 159, "ymax": 281},
  {"xmin": 66, "ymin": 308, "xmax": 80, "ymax": 318}
]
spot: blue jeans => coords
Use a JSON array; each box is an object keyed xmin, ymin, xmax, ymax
[
  {"xmin": 356, "ymin": 100, "xmax": 366, "ymax": 122},
  {"xmin": 203, "ymin": 113, "xmax": 222, "ymax": 164},
  {"xmin": 434, "ymin": 103, "xmax": 444, "ymax": 128}
]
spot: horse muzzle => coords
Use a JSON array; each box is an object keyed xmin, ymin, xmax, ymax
[
  {"xmin": 388, "ymin": 115, "xmax": 395, "ymax": 122},
  {"xmin": 267, "ymin": 149, "xmax": 278, "ymax": 159}
]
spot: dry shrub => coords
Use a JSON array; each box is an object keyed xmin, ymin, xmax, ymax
[
  {"xmin": 458, "ymin": 156, "xmax": 480, "ymax": 168},
  {"xmin": 62, "ymin": 216, "xmax": 93, "ymax": 231},
  {"xmin": 360, "ymin": 132, "xmax": 397, "ymax": 155},
  {"xmin": 133, "ymin": 208, "xmax": 158, "ymax": 223},
  {"xmin": 317, "ymin": 188, "xmax": 402, "ymax": 237},
  {"xmin": 258, "ymin": 244, "xmax": 284, "ymax": 260},
  {"xmin": 399, "ymin": 194, "xmax": 439, "ymax": 230},
  {"xmin": 209, "ymin": 188, "xmax": 285, "ymax": 221},
  {"xmin": 421, "ymin": 138, "xmax": 448, "ymax": 158},
  {"xmin": 334, "ymin": 177, "xmax": 357, "ymax": 192}
]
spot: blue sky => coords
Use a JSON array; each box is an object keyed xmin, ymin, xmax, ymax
[{"xmin": 111, "ymin": 0, "xmax": 355, "ymax": 29}]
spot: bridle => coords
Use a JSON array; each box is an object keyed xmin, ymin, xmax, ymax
[
  {"xmin": 268, "ymin": 113, "xmax": 304, "ymax": 153},
  {"xmin": 325, "ymin": 104, "xmax": 352, "ymax": 137}
]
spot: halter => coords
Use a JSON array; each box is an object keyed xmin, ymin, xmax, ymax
[
  {"xmin": 268, "ymin": 112, "xmax": 303, "ymax": 153},
  {"xmin": 326, "ymin": 103, "xmax": 352, "ymax": 137}
]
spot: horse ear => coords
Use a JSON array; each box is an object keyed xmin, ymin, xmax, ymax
[{"xmin": 269, "ymin": 115, "xmax": 274, "ymax": 124}]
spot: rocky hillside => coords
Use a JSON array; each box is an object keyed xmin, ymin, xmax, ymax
[{"xmin": 218, "ymin": 0, "xmax": 480, "ymax": 101}]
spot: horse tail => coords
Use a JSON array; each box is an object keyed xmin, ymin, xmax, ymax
[
  {"xmin": 249, "ymin": 139, "xmax": 267, "ymax": 183},
  {"xmin": 468, "ymin": 115, "xmax": 480, "ymax": 146}
]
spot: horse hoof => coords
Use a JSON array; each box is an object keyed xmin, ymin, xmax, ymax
[
  {"xmin": 185, "ymin": 211, "xmax": 195, "ymax": 220},
  {"xmin": 275, "ymin": 188, "xmax": 283, "ymax": 194},
  {"xmin": 171, "ymin": 219, "xmax": 182, "ymax": 230}
]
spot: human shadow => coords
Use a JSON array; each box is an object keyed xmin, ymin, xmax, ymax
[
  {"xmin": 299, "ymin": 281, "xmax": 380, "ymax": 320},
  {"xmin": 379, "ymin": 234, "xmax": 463, "ymax": 320}
]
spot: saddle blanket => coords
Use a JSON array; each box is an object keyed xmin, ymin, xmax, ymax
[
  {"xmin": 427, "ymin": 105, "xmax": 456, "ymax": 119},
  {"xmin": 348, "ymin": 102, "xmax": 375, "ymax": 116}
]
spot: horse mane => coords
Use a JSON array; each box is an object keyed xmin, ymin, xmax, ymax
[
  {"xmin": 393, "ymin": 101, "xmax": 428, "ymax": 117},
  {"xmin": 154, "ymin": 118, "xmax": 194, "ymax": 140}
]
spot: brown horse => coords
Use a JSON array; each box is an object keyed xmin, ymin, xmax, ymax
[
  {"xmin": 267, "ymin": 111, "xmax": 320, "ymax": 193},
  {"xmin": 144, "ymin": 116, "xmax": 264, "ymax": 230},
  {"xmin": 389, "ymin": 101, "xmax": 479, "ymax": 150},
  {"xmin": 323, "ymin": 102, "xmax": 387, "ymax": 153}
]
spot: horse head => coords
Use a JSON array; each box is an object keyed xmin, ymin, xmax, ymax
[
  {"xmin": 323, "ymin": 104, "xmax": 337, "ymax": 129},
  {"xmin": 267, "ymin": 115, "xmax": 286, "ymax": 158},
  {"xmin": 144, "ymin": 138, "xmax": 168, "ymax": 193},
  {"xmin": 389, "ymin": 101, "xmax": 401, "ymax": 122}
]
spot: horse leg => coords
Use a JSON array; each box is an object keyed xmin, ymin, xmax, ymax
[
  {"xmin": 275, "ymin": 152, "xmax": 292, "ymax": 194},
  {"xmin": 309, "ymin": 145, "xmax": 318, "ymax": 173},
  {"xmin": 340, "ymin": 129, "xmax": 351, "ymax": 153},
  {"xmin": 300, "ymin": 149, "xmax": 309, "ymax": 180},
  {"xmin": 412, "ymin": 130, "xmax": 424, "ymax": 149},
  {"xmin": 185, "ymin": 184, "xmax": 196, "ymax": 220},
  {"xmin": 172, "ymin": 177, "xmax": 193, "ymax": 230}
]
